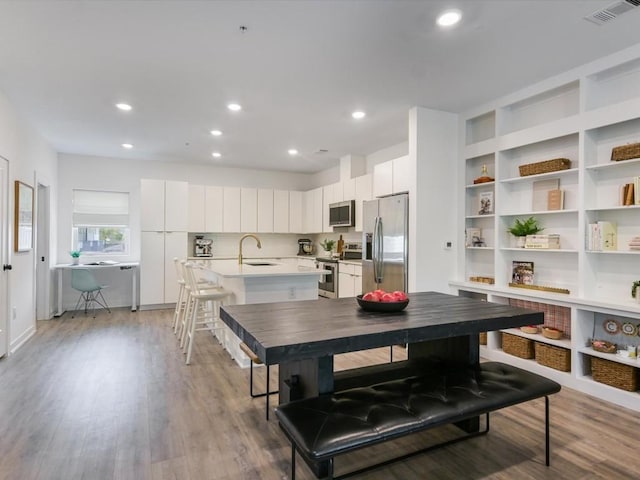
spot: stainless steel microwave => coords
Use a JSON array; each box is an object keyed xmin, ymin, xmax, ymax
[{"xmin": 329, "ymin": 200, "xmax": 355, "ymax": 227}]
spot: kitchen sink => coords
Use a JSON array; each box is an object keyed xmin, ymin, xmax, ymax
[{"xmin": 243, "ymin": 262, "xmax": 277, "ymax": 266}]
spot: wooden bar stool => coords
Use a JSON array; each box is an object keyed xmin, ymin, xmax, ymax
[
  {"xmin": 182, "ymin": 262, "xmax": 230, "ymax": 365},
  {"xmin": 171, "ymin": 257, "xmax": 188, "ymax": 335},
  {"xmin": 239, "ymin": 342, "xmax": 278, "ymax": 421}
]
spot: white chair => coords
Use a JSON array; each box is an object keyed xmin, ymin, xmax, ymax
[
  {"xmin": 71, "ymin": 268, "xmax": 111, "ymax": 318},
  {"xmin": 172, "ymin": 257, "xmax": 189, "ymax": 336},
  {"xmin": 182, "ymin": 262, "xmax": 230, "ymax": 365}
]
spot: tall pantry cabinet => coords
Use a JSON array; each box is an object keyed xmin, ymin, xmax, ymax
[{"xmin": 140, "ymin": 179, "xmax": 188, "ymax": 306}]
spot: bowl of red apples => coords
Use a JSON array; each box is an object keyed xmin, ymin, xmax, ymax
[{"xmin": 357, "ymin": 289, "xmax": 409, "ymax": 312}]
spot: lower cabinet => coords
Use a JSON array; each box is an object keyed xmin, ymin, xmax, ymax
[
  {"xmin": 338, "ymin": 263, "xmax": 362, "ymax": 298},
  {"xmin": 140, "ymin": 231, "xmax": 187, "ymax": 306}
]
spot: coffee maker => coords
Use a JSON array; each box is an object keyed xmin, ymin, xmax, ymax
[
  {"xmin": 297, "ymin": 238, "xmax": 313, "ymax": 256},
  {"xmin": 194, "ymin": 236, "xmax": 213, "ymax": 257}
]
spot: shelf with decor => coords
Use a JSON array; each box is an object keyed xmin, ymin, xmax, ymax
[{"xmin": 456, "ymin": 45, "xmax": 640, "ymax": 411}]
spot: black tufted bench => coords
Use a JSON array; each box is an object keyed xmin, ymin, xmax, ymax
[{"xmin": 276, "ymin": 362, "xmax": 561, "ymax": 479}]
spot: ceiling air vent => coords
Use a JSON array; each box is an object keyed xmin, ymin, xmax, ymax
[{"xmin": 585, "ymin": 0, "xmax": 640, "ymax": 25}]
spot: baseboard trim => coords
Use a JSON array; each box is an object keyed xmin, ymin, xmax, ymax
[{"xmin": 10, "ymin": 325, "xmax": 36, "ymax": 355}]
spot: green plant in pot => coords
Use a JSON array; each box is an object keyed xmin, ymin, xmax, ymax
[
  {"xmin": 508, "ymin": 217, "xmax": 543, "ymax": 247},
  {"xmin": 320, "ymin": 239, "xmax": 336, "ymax": 256},
  {"xmin": 69, "ymin": 250, "xmax": 81, "ymax": 265}
]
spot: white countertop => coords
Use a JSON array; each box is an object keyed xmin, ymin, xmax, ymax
[{"xmin": 202, "ymin": 259, "xmax": 327, "ymax": 278}]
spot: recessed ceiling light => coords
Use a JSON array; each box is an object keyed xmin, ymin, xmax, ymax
[
  {"xmin": 122, "ymin": 143, "xmax": 133, "ymax": 149},
  {"xmin": 210, "ymin": 129, "xmax": 222, "ymax": 136},
  {"xmin": 116, "ymin": 103, "xmax": 132, "ymax": 111},
  {"xmin": 227, "ymin": 103, "xmax": 242, "ymax": 112},
  {"xmin": 212, "ymin": 152, "xmax": 222, "ymax": 158},
  {"xmin": 437, "ymin": 9, "xmax": 462, "ymax": 27},
  {"xmin": 352, "ymin": 111, "xmax": 366, "ymax": 120},
  {"xmin": 288, "ymin": 149, "xmax": 298, "ymax": 156}
]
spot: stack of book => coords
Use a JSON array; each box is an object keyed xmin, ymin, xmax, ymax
[
  {"xmin": 621, "ymin": 176, "xmax": 640, "ymax": 206},
  {"xmin": 524, "ymin": 234, "xmax": 560, "ymax": 249},
  {"xmin": 629, "ymin": 236, "xmax": 640, "ymax": 251},
  {"xmin": 587, "ymin": 221, "xmax": 617, "ymax": 251}
]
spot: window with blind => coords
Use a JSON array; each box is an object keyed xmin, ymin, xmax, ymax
[{"xmin": 72, "ymin": 190, "xmax": 130, "ymax": 254}]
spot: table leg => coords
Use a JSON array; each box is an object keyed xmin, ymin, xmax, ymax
[
  {"xmin": 279, "ymin": 356, "xmax": 334, "ymax": 478},
  {"xmin": 132, "ymin": 266, "xmax": 137, "ymax": 311},
  {"xmin": 55, "ymin": 269, "xmax": 63, "ymax": 317},
  {"xmin": 408, "ymin": 334, "xmax": 480, "ymax": 433}
]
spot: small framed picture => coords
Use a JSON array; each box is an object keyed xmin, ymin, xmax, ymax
[
  {"xmin": 14, "ymin": 180, "xmax": 34, "ymax": 252},
  {"xmin": 478, "ymin": 191, "xmax": 493, "ymax": 215}
]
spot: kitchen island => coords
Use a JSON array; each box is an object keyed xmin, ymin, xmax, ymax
[{"xmin": 200, "ymin": 259, "xmax": 326, "ymax": 366}]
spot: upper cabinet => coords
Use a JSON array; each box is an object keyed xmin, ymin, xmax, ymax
[
  {"xmin": 141, "ymin": 179, "xmax": 188, "ymax": 232},
  {"xmin": 188, "ymin": 184, "xmax": 205, "ymax": 232},
  {"xmin": 273, "ymin": 189, "xmax": 289, "ymax": 233},
  {"xmin": 257, "ymin": 188, "xmax": 274, "ymax": 233},
  {"xmin": 373, "ymin": 156, "xmax": 410, "ymax": 198},
  {"xmin": 223, "ymin": 187, "xmax": 241, "ymax": 232},
  {"xmin": 240, "ymin": 188, "xmax": 258, "ymax": 232},
  {"xmin": 205, "ymin": 186, "xmax": 224, "ymax": 232},
  {"xmin": 354, "ymin": 174, "xmax": 372, "ymax": 232},
  {"xmin": 289, "ymin": 191, "xmax": 303, "ymax": 233}
]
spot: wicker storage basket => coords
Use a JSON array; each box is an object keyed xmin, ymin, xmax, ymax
[
  {"xmin": 519, "ymin": 158, "xmax": 571, "ymax": 177},
  {"xmin": 591, "ymin": 357, "xmax": 638, "ymax": 392},
  {"xmin": 611, "ymin": 142, "xmax": 640, "ymax": 162},
  {"xmin": 502, "ymin": 332, "xmax": 534, "ymax": 359},
  {"xmin": 535, "ymin": 342, "xmax": 571, "ymax": 372},
  {"xmin": 479, "ymin": 332, "xmax": 487, "ymax": 345}
]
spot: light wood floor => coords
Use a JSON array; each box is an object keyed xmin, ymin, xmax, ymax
[{"xmin": 0, "ymin": 308, "xmax": 638, "ymax": 480}]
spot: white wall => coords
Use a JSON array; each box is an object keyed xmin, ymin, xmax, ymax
[
  {"xmin": 409, "ymin": 107, "xmax": 458, "ymax": 294},
  {"xmin": 0, "ymin": 90, "xmax": 57, "ymax": 352}
]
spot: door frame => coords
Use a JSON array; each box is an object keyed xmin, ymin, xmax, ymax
[
  {"xmin": 35, "ymin": 180, "xmax": 51, "ymax": 320},
  {"xmin": 0, "ymin": 156, "xmax": 10, "ymax": 357}
]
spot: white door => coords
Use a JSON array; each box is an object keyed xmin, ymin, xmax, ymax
[
  {"xmin": 140, "ymin": 179, "xmax": 165, "ymax": 231},
  {"xmin": 36, "ymin": 183, "xmax": 50, "ymax": 320},
  {"xmin": 140, "ymin": 231, "xmax": 165, "ymax": 305},
  {"xmin": 163, "ymin": 231, "xmax": 187, "ymax": 304},
  {"xmin": 0, "ymin": 157, "xmax": 9, "ymax": 357}
]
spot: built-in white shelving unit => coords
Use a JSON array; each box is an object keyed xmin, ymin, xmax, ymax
[{"xmin": 454, "ymin": 45, "xmax": 640, "ymax": 412}]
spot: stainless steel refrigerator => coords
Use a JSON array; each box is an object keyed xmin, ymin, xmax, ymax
[{"xmin": 362, "ymin": 193, "xmax": 408, "ymax": 293}]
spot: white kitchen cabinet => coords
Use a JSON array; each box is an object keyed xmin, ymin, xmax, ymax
[
  {"xmin": 140, "ymin": 231, "xmax": 165, "ymax": 305},
  {"xmin": 141, "ymin": 179, "xmax": 188, "ymax": 232},
  {"xmin": 163, "ymin": 231, "xmax": 187, "ymax": 303},
  {"xmin": 323, "ymin": 184, "xmax": 334, "ymax": 233},
  {"xmin": 338, "ymin": 263, "xmax": 362, "ymax": 298},
  {"xmin": 140, "ymin": 179, "xmax": 166, "ymax": 231},
  {"xmin": 241, "ymin": 188, "xmax": 258, "ymax": 232},
  {"xmin": 188, "ymin": 184, "xmax": 205, "ymax": 232},
  {"xmin": 373, "ymin": 160, "xmax": 393, "ymax": 197},
  {"xmin": 297, "ymin": 257, "xmax": 317, "ymax": 269},
  {"xmin": 165, "ymin": 181, "xmax": 189, "ymax": 231},
  {"xmin": 355, "ymin": 174, "xmax": 372, "ymax": 232},
  {"xmin": 343, "ymin": 178, "xmax": 356, "ymax": 202},
  {"xmin": 273, "ymin": 189, "xmax": 289, "ymax": 233},
  {"xmin": 257, "ymin": 188, "xmax": 274, "ymax": 233},
  {"xmin": 289, "ymin": 191, "xmax": 303, "ymax": 233},
  {"xmin": 140, "ymin": 231, "xmax": 187, "ymax": 306},
  {"xmin": 304, "ymin": 187, "xmax": 323, "ymax": 233},
  {"xmin": 392, "ymin": 155, "xmax": 411, "ymax": 194},
  {"xmin": 205, "ymin": 186, "xmax": 224, "ymax": 232},
  {"xmin": 223, "ymin": 187, "xmax": 241, "ymax": 232}
]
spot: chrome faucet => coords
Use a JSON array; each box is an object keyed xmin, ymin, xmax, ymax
[{"xmin": 238, "ymin": 234, "xmax": 262, "ymax": 264}]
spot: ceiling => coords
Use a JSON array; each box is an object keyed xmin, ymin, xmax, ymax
[{"xmin": 0, "ymin": 1, "xmax": 638, "ymax": 174}]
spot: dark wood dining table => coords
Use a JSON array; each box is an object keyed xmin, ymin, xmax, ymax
[{"xmin": 220, "ymin": 291, "xmax": 543, "ymax": 402}]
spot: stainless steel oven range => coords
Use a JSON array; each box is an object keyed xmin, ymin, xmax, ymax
[{"xmin": 316, "ymin": 257, "xmax": 338, "ymax": 298}]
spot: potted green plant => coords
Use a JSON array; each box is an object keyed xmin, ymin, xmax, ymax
[
  {"xmin": 320, "ymin": 239, "xmax": 336, "ymax": 257},
  {"xmin": 508, "ymin": 217, "xmax": 543, "ymax": 248},
  {"xmin": 69, "ymin": 250, "xmax": 81, "ymax": 265}
]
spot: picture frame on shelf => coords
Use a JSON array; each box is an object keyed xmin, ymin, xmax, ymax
[
  {"xmin": 478, "ymin": 191, "xmax": 493, "ymax": 215},
  {"xmin": 512, "ymin": 261, "xmax": 534, "ymax": 285}
]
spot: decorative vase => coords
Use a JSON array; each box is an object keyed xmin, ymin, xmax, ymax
[
  {"xmin": 71, "ymin": 257, "xmax": 79, "ymax": 265},
  {"xmin": 516, "ymin": 236, "xmax": 526, "ymax": 248}
]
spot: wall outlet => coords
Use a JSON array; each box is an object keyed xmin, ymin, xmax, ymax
[
  {"xmin": 444, "ymin": 241, "xmax": 453, "ymax": 250},
  {"xmin": 288, "ymin": 287, "xmax": 296, "ymax": 299},
  {"xmin": 12, "ymin": 307, "xmax": 16, "ymax": 319}
]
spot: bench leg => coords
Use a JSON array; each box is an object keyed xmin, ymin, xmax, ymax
[
  {"xmin": 249, "ymin": 363, "xmax": 279, "ymax": 421},
  {"xmin": 545, "ymin": 396, "xmax": 550, "ymax": 467}
]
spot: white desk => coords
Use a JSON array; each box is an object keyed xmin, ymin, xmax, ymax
[{"xmin": 54, "ymin": 262, "xmax": 139, "ymax": 317}]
